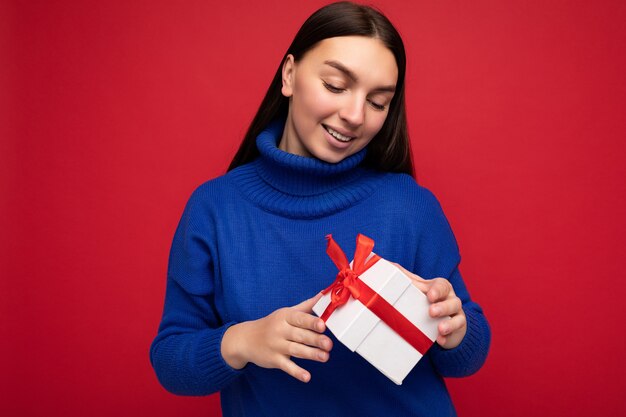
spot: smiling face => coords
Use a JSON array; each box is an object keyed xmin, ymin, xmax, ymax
[{"xmin": 279, "ymin": 36, "xmax": 398, "ymax": 163}]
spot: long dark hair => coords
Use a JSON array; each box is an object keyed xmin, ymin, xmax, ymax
[{"xmin": 227, "ymin": 1, "xmax": 414, "ymax": 177}]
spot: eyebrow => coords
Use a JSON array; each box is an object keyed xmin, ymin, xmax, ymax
[{"xmin": 323, "ymin": 60, "xmax": 396, "ymax": 93}]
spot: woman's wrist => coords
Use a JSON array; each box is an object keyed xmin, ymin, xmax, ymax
[{"xmin": 221, "ymin": 322, "xmax": 249, "ymax": 370}]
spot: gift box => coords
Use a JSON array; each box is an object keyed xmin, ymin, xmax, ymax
[{"xmin": 312, "ymin": 234, "xmax": 447, "ymax": 385}]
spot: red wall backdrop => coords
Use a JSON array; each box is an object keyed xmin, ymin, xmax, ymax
[{"xmin": 2, "ymin": 0, "xmax": 625, "ymax": 415}]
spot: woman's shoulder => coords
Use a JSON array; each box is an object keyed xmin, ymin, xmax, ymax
[
  {"xmin": 375, "ymin": 171, "xmax": 443, "ymax": 210},
  {"xmin": 187, "ymin": 174, "xmax": 229, "ymax": 199},
  {"xmin": 376, "ymin": 172, "xmax": 460, "ymax": 258},
  {"xmin": 179, "ymin": 171, "xmax": 243, "ymax": 214}
]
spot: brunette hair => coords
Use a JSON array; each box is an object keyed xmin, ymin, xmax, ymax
[{"xmin": 227, "ymin": 1, "xmax": 414, "ymax": 177}]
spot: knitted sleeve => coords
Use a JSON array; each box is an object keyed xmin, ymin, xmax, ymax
[
  {"xmin": 415, "ymin": 189, "xmax": 491, "ymax": 377},
  {"xmin": 150, "ymin": 187, "xmax": 242, "ymax": 395}
]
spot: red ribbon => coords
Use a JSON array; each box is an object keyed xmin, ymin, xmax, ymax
[{"xmin": 321, "ymin": 234, "xmax": 434, "ymax": 355}]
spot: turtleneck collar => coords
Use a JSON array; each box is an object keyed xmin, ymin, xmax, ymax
[
  {"xmin": 227, "ymin": 118, "xmax": 384, "ymax": 219},
  {"xmin": 255, "ymin": 118, "xmax": 368, "ymax": 197}
]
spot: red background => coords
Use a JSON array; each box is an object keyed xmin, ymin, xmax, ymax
[{"xmin": 2, "ymin": 0, "xmax": 625, "ymax": 415}]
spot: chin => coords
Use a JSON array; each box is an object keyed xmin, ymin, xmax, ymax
[
  {"xmin": 305, "ymin": 136, "xmax": 366, "ymax": 164},
  {"xmin": 312, "ymin": 149, "xmax": 350, "ymax": 164}
]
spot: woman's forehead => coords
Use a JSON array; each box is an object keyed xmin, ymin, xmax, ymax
[{"xmin": 301, "ymin": 36, "xmax": 398, "ymax": 85}]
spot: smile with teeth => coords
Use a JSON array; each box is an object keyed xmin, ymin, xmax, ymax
[{"xmin": 323, "ymin": 125, "xmax": 355, "ymax": 142}]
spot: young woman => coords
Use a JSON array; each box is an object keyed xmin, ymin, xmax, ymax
[{"xmin": 150, "ymin": 2, "xmax": 490, "ymax": 416}]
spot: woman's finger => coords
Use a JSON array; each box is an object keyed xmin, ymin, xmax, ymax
[
  {"xmin": 426, "ymin": 278, "xmax": 453, "ymax": 303},
  {"xmin": 288, "ymin": 326, "xmax": 333, "ymax": 351},
  {"xmin": 429, "ymin": 296, "xmax": 463, "ymax": 318},
  {"xmin": 391, "ymin": 262, "xmax": 432, "ymax": 293},
  {"xmin": 438, "ymin": 314, "xmax": 466, "ymax": 336},
  {"xmin": 286, "ymin": 310, "xmax": 325, "ymax": 333},
  {"xmin": 277, "ymin": 355, "xmax": 312, "ymax": 383},
  {"xmin": 285, "ymin": 340, "xmax": 330, "ymax": 363},
  {"xmin": 391, "ymin": 262, "xmax": 428, "ymax": 282},
  {"xmin": 409, "ymin": 277, "xmax": 431, "ymax": 293},
  {"xmin": 292, "ymin": 292, "xmax": 324, "ymax": 312}
]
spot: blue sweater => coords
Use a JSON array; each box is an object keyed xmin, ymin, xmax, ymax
[{"xmin": 150, "ymin": 120, "xmax": 491, "ymax": 417}]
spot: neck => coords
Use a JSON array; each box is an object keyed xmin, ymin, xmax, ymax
[
  {"xmin": 226, "ymin": 118, "xmax": 384, "ymax": 218},
  {"xmin": 277, "ymin": 117, "xmax": 313, "ymax": 158}
]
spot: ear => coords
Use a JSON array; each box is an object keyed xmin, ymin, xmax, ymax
[{"xmin": 281, "ymin": 54, "xmax": 295, "ymax": 97}]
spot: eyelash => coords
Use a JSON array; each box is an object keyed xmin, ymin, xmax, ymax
[
  {"xmin": 322, "ymin": 81, "xmax": 387, "ymax": 111},
  {"xmin": 322, "ymin": 81, "xmax": 344, "ymax": 94}
]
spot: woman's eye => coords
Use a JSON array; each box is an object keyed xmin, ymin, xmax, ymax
[
  {"xmin": 368, "ymin": 100, "xmax": 386, "ymax": 111},
  {"xmin": 322, "ymin": 81, "xmax": 344, "ymax": 93}
]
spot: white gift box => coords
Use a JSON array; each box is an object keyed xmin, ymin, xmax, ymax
[{"xmin": 313, "ymin": 256, "xmax": 447, "ymax": 385}]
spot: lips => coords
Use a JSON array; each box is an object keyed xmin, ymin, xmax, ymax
[{"xmin": 322, "ymin": 124, "xmax": 356, "ymax": 142}]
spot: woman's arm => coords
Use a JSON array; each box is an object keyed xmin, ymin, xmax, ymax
[
  {"xmin": 150, "ymin": 277, "xmax": 242, "ymax": 395},
  {"xmin": 412, "ymin": 189, "xmax": 491, "ymax": 377},
  {"xmin": 149, "ymin": 189, "xmax": 241, "ymax": 396},
  {"xmin": 150, "ymin": 188, "xmax": 333, "ymax": 394}
]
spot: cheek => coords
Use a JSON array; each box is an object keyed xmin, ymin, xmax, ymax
[
  {"xmin": 294, "ymin": 81, "xmax": 335, "ymax": 118},
  {"xmin": 364, "ymin": 112, "xmax": 389, "ymax": 137}
]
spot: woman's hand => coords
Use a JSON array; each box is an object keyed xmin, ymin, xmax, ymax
[
  {"xmin": 393, "ymin": 263, "xmax": 467, "ymax": 349},
  {"xmin": 221, "ymin": 292, "xmax": 333, "ymax": 383}
]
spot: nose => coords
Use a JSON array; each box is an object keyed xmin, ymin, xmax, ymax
[{"xmin": 338, "ymin": 94, "xmax": 365, "ymax": 128}]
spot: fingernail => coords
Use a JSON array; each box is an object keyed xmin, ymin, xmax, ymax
[
  {"xmin": 317, "ymin": 321, "xmax": 325, "ymax": 332},
  {"xmin": 441, "ymin": 324, "xmax": 449, "ymax": 334},
  {"xmin": 302, "ymin": 372, "xmax": 310, "ymax": 382},
  {"xmin": 431, "ymin": 306, "xmax": 441, "ymax": 316},
  {"xmin": 318, "ymin": 351, "xmax": 327, "ymax": 361}
]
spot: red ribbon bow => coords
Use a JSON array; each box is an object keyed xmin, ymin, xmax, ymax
[
  {"xmin": 320, "ymin": 234, "xmax": 434, "ymax": 355},
  {"xmin": 320, "ymin": 234, "xmax": 381, "ymax": 321}
]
